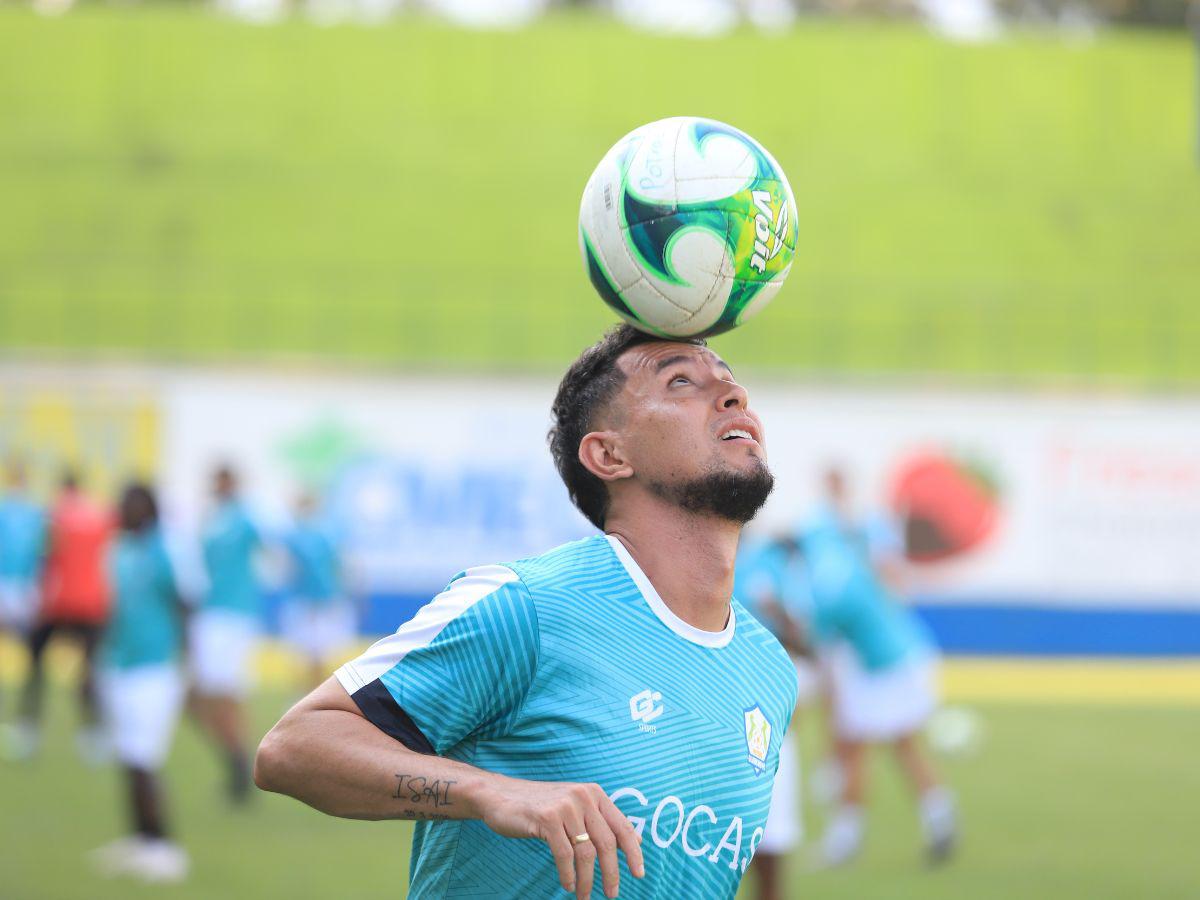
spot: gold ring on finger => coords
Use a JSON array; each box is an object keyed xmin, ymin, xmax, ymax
[{"xmin": 572, "ymin": 833, "xmax": 591, "ymax": 846}]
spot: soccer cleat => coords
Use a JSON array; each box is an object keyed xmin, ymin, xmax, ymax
[
  {"xmin": 130, "ymin": 839, "xmax": 190, "ymax": 884},
  {"xmin": 1, "ymin": 721, "xmax": 41, "ymax": 761},
  {"xmin": 919, "ymin": 786, "xmax": 959, "ymax": 867},
  {"xmin": 815, "ymin": 806, "xmax": 864, "ymax": 869},
  {"xmin": 926, "ymin": 828, "xmax": 958, "ymax": 867},
  {"xmin": 89, "ymin": 837, "xmax": 146, "ymax": 877}
]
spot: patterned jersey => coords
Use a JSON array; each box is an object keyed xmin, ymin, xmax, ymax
[
  {"xmin": 802, "ymin": 507, "xmax": 931, "ymax": 671},
  {"xmin": 283, "ymin": 520, "xmax": 340, "ymax": 604},
  {"xmin": 336, "ymin": 534, "xmax": 798, "ymax": 899},
  {"xmin": 201, "ymin": 500, "xmax": 260, "ymax": 615},
  {"xmin": 102, "ymin": 528, "xmax": 182, "ymax": 670}
]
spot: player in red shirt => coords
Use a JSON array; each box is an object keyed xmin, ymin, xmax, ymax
[{"xmin": 13, "ymin": 470, "xmax": 114, "ymax": 761}]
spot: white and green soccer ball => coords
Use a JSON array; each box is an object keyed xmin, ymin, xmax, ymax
[{"xmin": 578, "ymin": 116, "xmax": 798, "ymax": 339}]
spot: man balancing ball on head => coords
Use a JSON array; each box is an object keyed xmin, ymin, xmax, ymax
[{"xmin": 255, "ymin": 326, "xmax": 799, "ymax": 899}]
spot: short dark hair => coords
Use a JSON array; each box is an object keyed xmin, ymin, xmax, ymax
[
  {"xmin": 549, "ymin": 325, "xmax": 704, "ymax": 530},
  {"xmin": 213, "ymin": 463, "xmax": 238, "ymax": 496},
  {"xmin": 118, "ymin": 482, "xmax": 159, "ymax": 533}
]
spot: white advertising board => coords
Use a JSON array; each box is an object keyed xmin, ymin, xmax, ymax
[
  {"xmin": 5, "ymin": 362, "xmax": 1199, "ymax": 653},
  {"xmin": 157, "ymin": 370, "xmax": 1200, "ymax": 609}
]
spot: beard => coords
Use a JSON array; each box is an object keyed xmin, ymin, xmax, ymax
[{"xmin": 649, "ymin": 458, "xmax": 775, "ymax": 525}]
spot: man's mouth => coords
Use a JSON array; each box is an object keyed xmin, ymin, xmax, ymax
[{"xmin": 717, "ymin": 419, "xmax": 760, "ymax": 444}]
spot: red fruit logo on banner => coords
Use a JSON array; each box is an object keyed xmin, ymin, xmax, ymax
[{"xmin": 888, "ymin": 450, "xmax": 1000, "ymax": 563}]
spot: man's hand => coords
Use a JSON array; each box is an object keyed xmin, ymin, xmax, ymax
[{"xmin": 479, "ymin": 777, "xmax": 645, "ymax": 899}]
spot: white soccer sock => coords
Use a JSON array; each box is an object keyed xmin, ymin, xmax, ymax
[
  {"xmin": 919, "ymin": 786, "xmax": 957, "ymax": 842},
  {"xmin": 821, "ymin": 805, "xmax": 864, "ymax": 865}
]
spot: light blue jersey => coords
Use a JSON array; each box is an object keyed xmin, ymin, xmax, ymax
[
  {"xmin": 337, "ymin": 535, "xmax": 798, "ymax": 899},
  {"xmin": 0, "ymin": 493, "xmax": 45, "ymax": 582},
  {"xmin": 802, "ymin": 507, "xmax": 931, "ymax": 672},
  {"xmin": 103, "ymin": 529, "xmax": 182, "ymax": 669},
  {"xmin": 284, "ymin": 521, "xmax": 340, "ymax": 604},
  {"xmin": 201, "ymin": 500, "xmax": 260, "ymax": 615}
]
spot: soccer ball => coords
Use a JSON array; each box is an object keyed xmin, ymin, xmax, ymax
[
  {"xmin": 927, "ymin": 706, "xmax": 985, "ymax": 758},
  {"xmin": 578, "ymin": 116, "xmax": 797, "ymax": 339}
]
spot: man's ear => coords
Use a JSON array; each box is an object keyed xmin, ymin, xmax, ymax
[{"xmin": 578, "ymin": 431, "xmax": 634, "ymax": 482}]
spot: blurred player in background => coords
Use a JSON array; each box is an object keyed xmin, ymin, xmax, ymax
[
  {"xmin": 803, "ymin": 471, "xmax": 958, "ymax": 867},
  {"xmin": 255, "ymin": 327, "xmax": 798, "ymax": 899},
  {"xmin": 820, "ymin": 464, "xmax": 909, "ymax": 592},
  {"xmin": 806, "ymin": 464, "xmax": 910, "ymax": 806},
  {"xmin": 189, "ymin": 464, "xmax": 261, "ymax": 803},
  {"xmin": 91, "ymin": 483, "xmax": 189, "ymax": 883},
  {"xmin": 13, "ymin": 469, "xmax": 112, "ymax": 762},
  {"xmin": 279, "ymin": 490, "xmax": 356, "ymax": 690},
  {"xmin": 735, "ymin": 533, "xmax": 817, "ymax": 900},
  {"xmin": 0, "ymin": 459, "xmax": 45, "ymax": 717}
]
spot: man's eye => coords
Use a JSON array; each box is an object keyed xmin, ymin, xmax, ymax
[{"xmin": 669, "ymin": 374, "xmax": 690, "ymax": 386}]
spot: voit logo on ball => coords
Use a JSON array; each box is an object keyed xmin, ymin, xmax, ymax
[{"xmin": 748, "ymin": 189, "xmax": 790, "ymax": 276}]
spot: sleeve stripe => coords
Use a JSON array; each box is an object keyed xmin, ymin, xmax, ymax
[
  {"xmin": 334, "ymin": 564, "xmax": 520, "ymax": 691},
  {"xmin": 347, "ymin": 677, "xmax": 436, "ymax": 755}
]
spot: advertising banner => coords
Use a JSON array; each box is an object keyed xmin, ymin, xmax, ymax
[{"xmin": 5, "ymin": 363, "xmax": 1198, "ymax": 654}]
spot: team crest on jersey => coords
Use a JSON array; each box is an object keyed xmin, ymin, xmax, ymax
[{"xmin": 743, "ymin": 705, "xmax": 771, "ymax": 776}]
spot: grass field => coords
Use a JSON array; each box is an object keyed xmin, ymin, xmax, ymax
[
  {"xmin": 2, "ymin": 672, "xmax": 1198, "ymax": 899},
  {"xmin": 1, "ymin": 8, "xmax": 1198, "ymax": 384}
]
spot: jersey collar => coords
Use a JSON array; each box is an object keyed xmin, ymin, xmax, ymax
[{"xmin": 605, "ymin": 534, "xmax": 736, "ymax": 649}]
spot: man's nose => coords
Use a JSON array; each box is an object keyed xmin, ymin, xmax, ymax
[{"xmin": 718, "ymin": 380, "xmax": 748, "ymax": 410}]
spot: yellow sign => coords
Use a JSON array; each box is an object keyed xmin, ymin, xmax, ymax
[{"xmin": 0, "ymin": 383, "xmax": 159, "ymax": 500}]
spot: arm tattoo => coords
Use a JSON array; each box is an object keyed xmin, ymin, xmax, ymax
[{"xmin": 392, "ymin": 774, "xmax": 455, "ymax": 810}]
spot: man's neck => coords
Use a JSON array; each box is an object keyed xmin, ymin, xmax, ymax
[{"xmin": 605, "ymin": 496, "xmax": 741, "ymax": 634}]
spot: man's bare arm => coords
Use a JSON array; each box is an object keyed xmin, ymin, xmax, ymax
[
  {"xmin": 255, "ymin": 676, "xmax": 473, "ymax": 820},
  {"xmin": 254, "ymin": 677, "xmax": 643, "ymax": 898}
]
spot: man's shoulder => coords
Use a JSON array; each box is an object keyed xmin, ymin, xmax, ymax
[{"xmin": 501, "ymin": 534, "xmax": 616, "ymax": 593}]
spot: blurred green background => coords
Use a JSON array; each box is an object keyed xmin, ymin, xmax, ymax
[
  {"xmin": 1, "ymin": 6, "xmax": 1197, "ymax": 382},
  {"xmin": 3, "ymin": 7, "xmax": 1200, "ymax": 900}
]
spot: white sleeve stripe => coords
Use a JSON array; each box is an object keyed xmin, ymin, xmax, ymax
[{"xmin": 335, "ymin": 565, "xmax": 520, "ymax": 692}]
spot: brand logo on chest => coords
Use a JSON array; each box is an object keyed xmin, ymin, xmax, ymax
[{"xmin": 629, "ymin": 689, "xmax": 664, "ymax": 734}]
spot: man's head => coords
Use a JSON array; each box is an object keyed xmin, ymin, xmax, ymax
[
  {"xmin": 212, "ymin": 464, "xmax": 238, "ymax": 500},
  {"xmin": 118, "ymin": 482, "xmax": 159, "ymax": 534},
  {"xmin": 772, "ymin": 533, "xmax": 804, "ymax": 562},
  {"xmin": 822, "ymin": 464, "xmax": 848, "ymax": 507},
  {"xmin": 59, "ymin": 467, "xmax": 80, "ymax": 493},
  {"xmin": 548, "ymin": 325, "xmax": 773, "ymax": 531},
  {"xmin": 294, "ymin": 490, "xmax": 318, "ymax": 519}
]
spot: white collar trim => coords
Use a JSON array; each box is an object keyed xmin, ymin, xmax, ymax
[{"xmin": 605, "ymin": 534, "xmax": 735, "ymax": 649}]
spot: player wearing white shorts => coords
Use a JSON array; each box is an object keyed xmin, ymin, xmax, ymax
[
  {"xmin": 804, "ymin": 502, "xmax": 958, "ymax": 867},
  {"xmin": 91, "ymin": 483, "xmax": 188, "ymax": 883},
  {"xmin": 280, "ymin": 492, "xmax": 355, "ymax": 689},
  {"xmin": 189, "ymin": 465, "xmax": 262, "ymax": 803}
]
